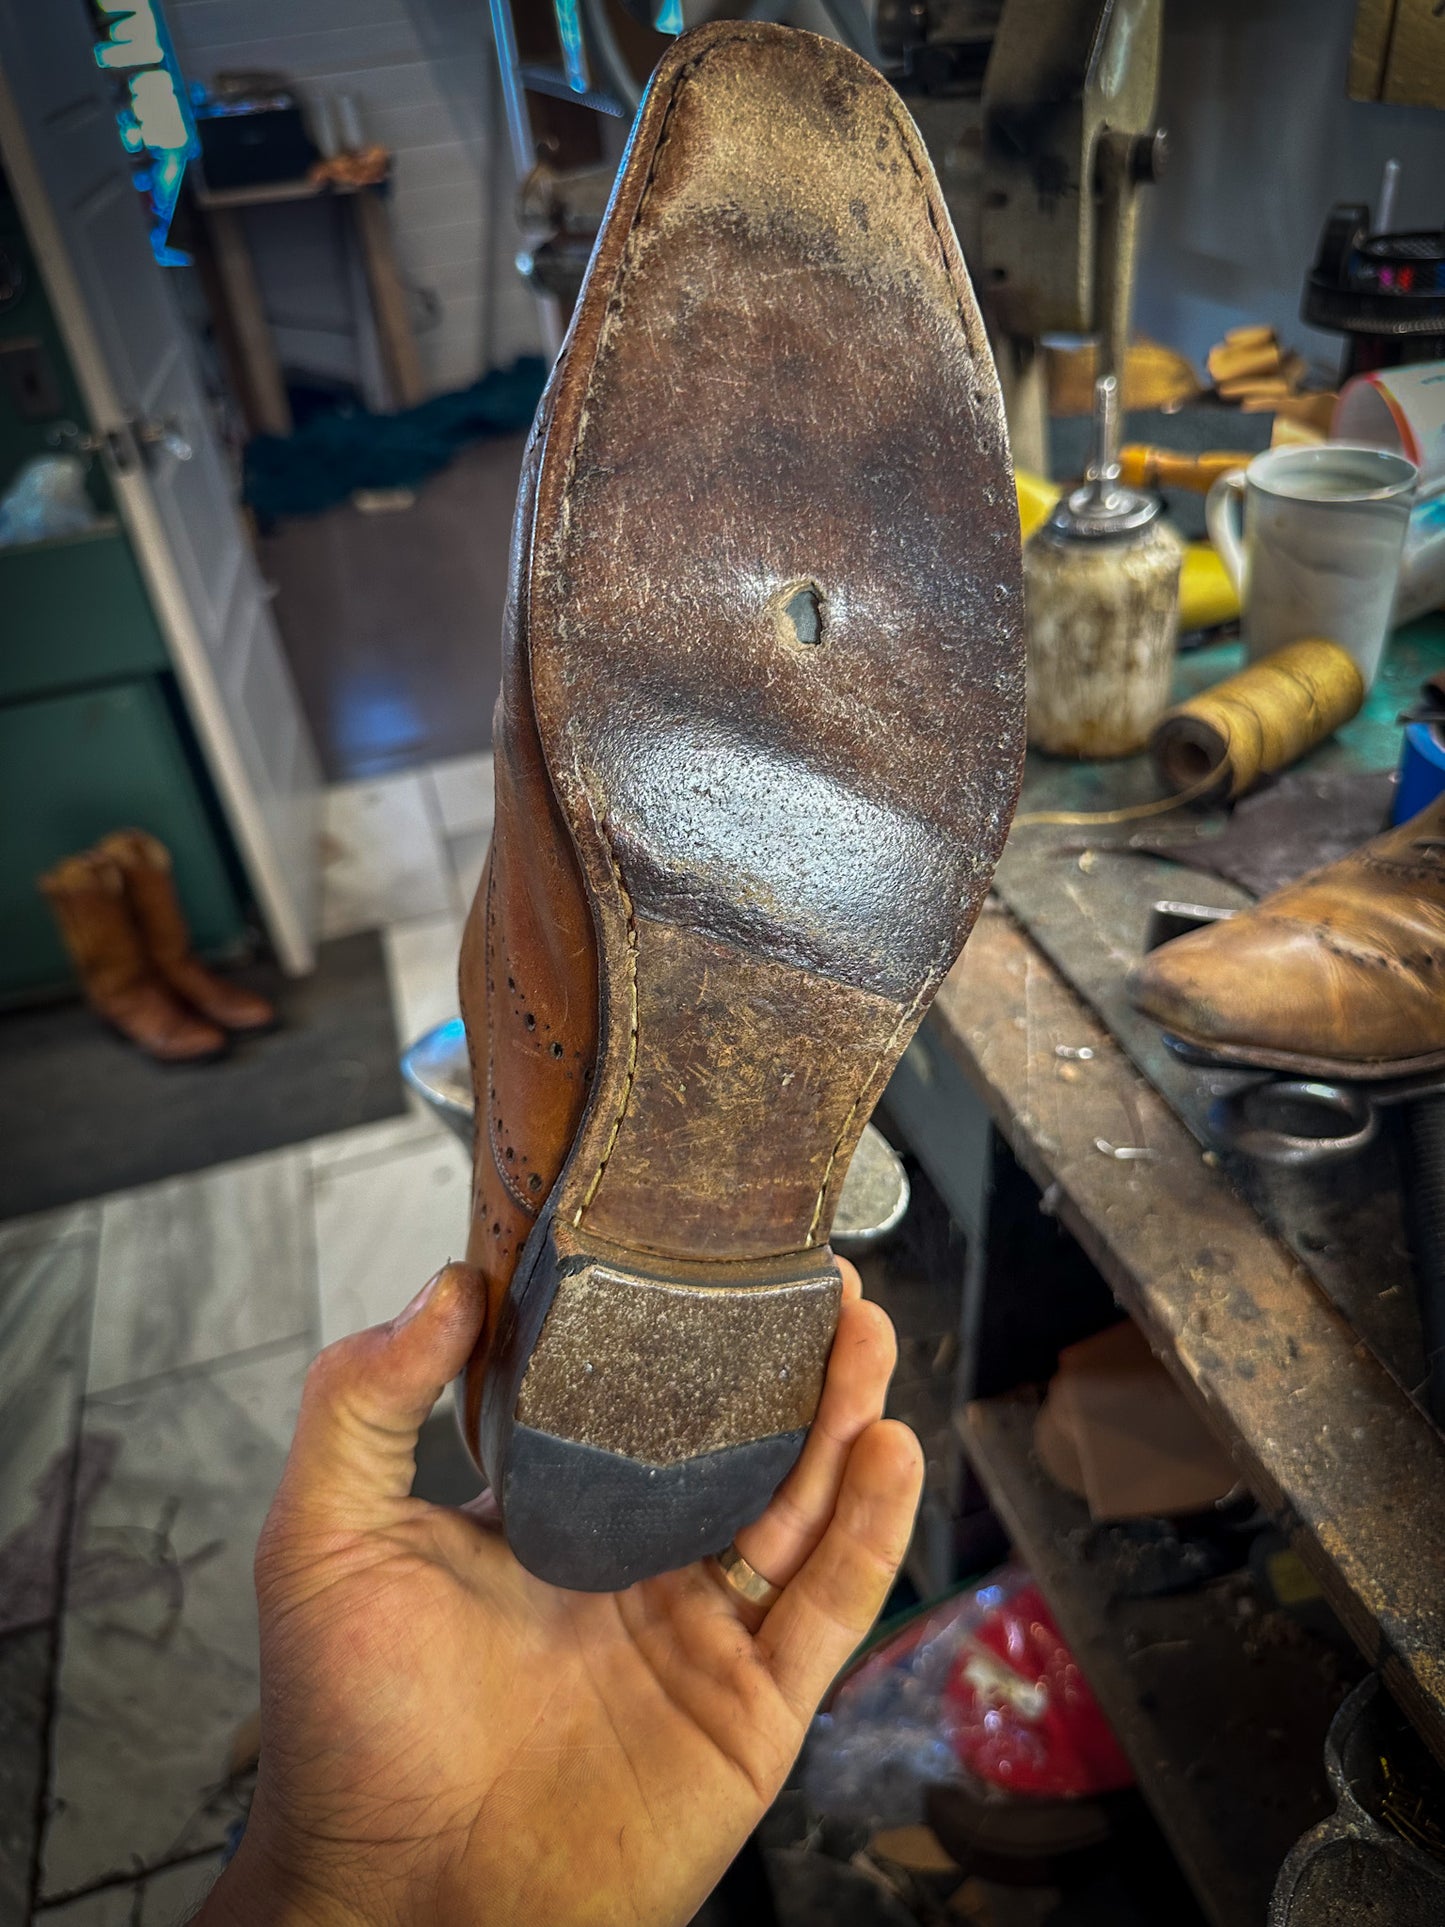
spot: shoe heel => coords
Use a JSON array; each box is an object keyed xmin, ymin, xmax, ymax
[{"xmin": 476, "ymin": 1211, "xmax": 840, "ymax": 1591}]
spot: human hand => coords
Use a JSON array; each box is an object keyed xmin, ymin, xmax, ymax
[{"xmin": 198, "ymin": 1257, "xmax": 921, "ymax": 1927}]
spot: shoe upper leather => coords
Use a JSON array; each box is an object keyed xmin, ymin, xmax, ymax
[
  {"xmin": 1129, "ymin": 796, "xmax": 1445, "ymax": 1070},
  {"xmin": 459, "ymin": 391, "xmax": 599, "ymax": 1366}
]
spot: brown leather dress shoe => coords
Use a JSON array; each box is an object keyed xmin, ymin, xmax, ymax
[
  {"xmin": 1129, "ymin": 794, "xmax": 1445, "ymax": 1078},
  {"xmin": 458, "ymin": 20, "xmax": 1024, "ymax": 1589},
  {"xmin": 95, "ymin": 829, "xmax": 277, "ymax": 1034},
  {"xmin": 39, "ymin": 854, "xmax": 229, "ymax": 1064}
]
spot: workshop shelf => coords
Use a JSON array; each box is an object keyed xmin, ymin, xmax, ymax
[{"xmin": 959, "ymin": 1390, "xmax": 1358, "ymax": 1927}]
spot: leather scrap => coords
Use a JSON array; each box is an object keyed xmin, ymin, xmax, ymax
[{"xmin": 1142, "ymin": 769, "xmax": 1396, "ymax": 899}]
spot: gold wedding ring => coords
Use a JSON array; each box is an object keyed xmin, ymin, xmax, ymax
[{"xmin": 714, "ymin": 1542, "xmax": 783, "ymax": 1613}]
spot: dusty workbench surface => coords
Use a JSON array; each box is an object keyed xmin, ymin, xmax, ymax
[
  {"xmin": 929, "ymin": 902, "xmax": 1445, "ymax": 1765},
  {"xmin": 992, "ymin": 615, "xmax": 1445, "ymax": 1408}
]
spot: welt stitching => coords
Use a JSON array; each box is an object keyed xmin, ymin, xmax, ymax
[
  {"xmin": 565, "ymin": 34, "xmax": 935, "ymax": 1234},
  {"xmin": 889, "ymin": 100, "xmax": 969, "ymax": 336},
  {"xmin": 573, "ymin": 818, "xmax": 640, "ymax": 1225},
  {"xmin": 557, "ymin": 35, "xmax": 745, "ymax": 537},
  {"xmin": 563, "ymin": 38, "xmax": 737, "ymax": 1225},
  {"xmin": 806, "ymin": 993, "xmax": 923, "ymax": 1246},
  {"xmin": 462, "ymin": 866, "xmax": 486, "ymax": 1163}
]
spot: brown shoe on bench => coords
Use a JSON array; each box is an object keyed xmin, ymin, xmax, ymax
[
  {"xmin": 457, "ymin": 20, "xmax": 1025, "ymax": 1590},
  {"xmin": 1128, "ymin": 793, "xmax": 1445, "ymax": 1080}
]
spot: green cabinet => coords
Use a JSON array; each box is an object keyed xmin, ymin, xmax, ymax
[
  {"xmin": 0, "ymin": 522, "xmax": 170, "ymax": 704},
  {"xmin": 0, "ymin": 681, "xmax": 244, "ymax": 996},
  {"xmin": 0, "ymin": 180, "xmax": 249, "ymax": 1001}
]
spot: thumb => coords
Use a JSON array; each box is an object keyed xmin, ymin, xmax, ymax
[{"xmin": 274, "ymin": 1262, "xmax": 487, "ymax": 1531}]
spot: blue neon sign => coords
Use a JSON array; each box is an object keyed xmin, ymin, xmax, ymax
[{"xmin": 93, "ymin": 2, "xmax": 199, "ymax": 266}]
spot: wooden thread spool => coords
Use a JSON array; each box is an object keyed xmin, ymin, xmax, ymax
[
  {"xmin": 1149, "ymin": 638, "xmax": 1365, "ymax": 803},
  {"xmin": 1013, "ymin": 637, "xmax": 1365, "ymax": 829}
]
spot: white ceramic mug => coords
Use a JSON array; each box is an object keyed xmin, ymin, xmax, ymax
[{"xmin": 1205, "ymin": 444, "xmax": 1417, "ymax": 686}]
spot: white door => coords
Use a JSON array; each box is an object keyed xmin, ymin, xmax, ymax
[{"xmin": 0, "ymin": 1, "xmax": 320, "ymax": 971}]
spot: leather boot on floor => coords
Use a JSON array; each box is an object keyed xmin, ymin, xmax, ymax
[
  {"xmin": 39, "ymin": 854, "xmax": 228, "ymax": 1064},
  {"xmin": 457, "ymin": 20, "xmax": 1025, "ymax": 1589},
  {"xmin": 1128, "ymin": 793, "xmax": 1445, "ymax": 1078},
  {"xmin": 94, "ymin": 829, "xmax": 276, "ymax": 1033}
]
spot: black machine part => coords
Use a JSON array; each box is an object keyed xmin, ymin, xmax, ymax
[
  {"xmin": 193, "ymin": 95, "xmax": 320, "ymax": 193},
  {"xmin": 1397, "ymin": 1095, "xmax": 1445, "ymax": 1428},
  {"xmin": 1270, "ymin": 1675, "xmax": 1445, "ymax": 1926},
  {"xmin": 1303, "ymin": 198, "xmax": 1445, "ymax": 375}
]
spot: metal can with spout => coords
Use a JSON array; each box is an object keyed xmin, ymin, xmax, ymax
[{"xmin": 1024, "ymin": 375, "xmax": 1183, "ymax": 759}]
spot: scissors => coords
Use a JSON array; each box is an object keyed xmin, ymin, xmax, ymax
[{"xmin": 1162, "ymin": 1038, "xmax": 1445, "ymax": 1170}]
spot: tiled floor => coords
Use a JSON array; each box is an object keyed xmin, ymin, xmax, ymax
[{"xmin": 0, "ymin": 754, "xmax": 492, "ymax": 1924}]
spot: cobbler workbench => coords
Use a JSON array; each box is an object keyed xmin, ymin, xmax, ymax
[{"xmin": 877, "ymin": 616, "xmax": 1445, "ymax": 1926}]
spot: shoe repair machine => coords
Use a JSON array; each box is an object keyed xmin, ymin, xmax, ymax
[{"xmin": 498, "ymin": 0, "xmax": 1167, "ymax": 473}]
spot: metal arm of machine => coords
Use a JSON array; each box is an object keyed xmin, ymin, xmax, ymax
[
  {"xmin": 881, "ymin": 0, "xmax": 1167, "ymax": 467},
  {"xmin": 492, "ymin": 0, "xmax": 1169, "ymax": 469}
]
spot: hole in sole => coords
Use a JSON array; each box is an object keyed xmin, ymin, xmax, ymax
[{"xmin": 778, "ymin": 581, "xmax": 824, "ymax": 647}]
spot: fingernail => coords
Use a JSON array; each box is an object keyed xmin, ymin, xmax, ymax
[{"xmin": 393, "ymin": 1267, "xmax": 446, "ymax": 1330}]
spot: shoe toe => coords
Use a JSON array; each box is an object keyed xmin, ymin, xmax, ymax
[
  {"xmin": 156, "ymin": 1020, "xmax": 229, "ymax": 1063},
  {"xmin": 216, "ymin": 988, "xmax": 277, "ymax": 1032},
  {"xmin": 1128, "ymin": 919, "xmax": 1324, "ymax": 1059}
]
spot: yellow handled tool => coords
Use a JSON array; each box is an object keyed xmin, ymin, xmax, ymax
[{"xmin": 1118, "ymin": 445, "xmax": 1251, "ymax": 494}]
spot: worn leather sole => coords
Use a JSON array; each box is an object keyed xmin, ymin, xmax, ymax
[{"xmin": 477, "ymin": 23, "xmax": 1023, "ymax": 1590}]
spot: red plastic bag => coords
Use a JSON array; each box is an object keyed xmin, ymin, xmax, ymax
[
  {"xmin": 941, "ymin": 1579, "xmax": 1133, "ymax": 1798},
  {"xmin": 805, "ymin": 1564, "xmax": 1133, "ymax": 1827}
]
